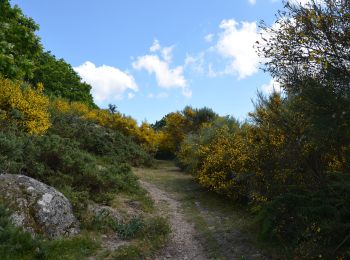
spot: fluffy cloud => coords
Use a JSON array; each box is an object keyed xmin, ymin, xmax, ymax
[
  {"xmin": 184, "ymin": 53, "xmax": 205, "ymax": 74},
  {"xmin": 204, "ymin": 33, "xmax": 214, "ymax": 43},
  {"xmin": 216, "ymin": 19, "xmax": 260, "ymax": 79},
  {"xmin": 127, "ymin": 92, "xmax": 135, "ymax": 99},
  {"xmin": 150, "ymin": 39, "xmax": 161, "ymax": 52},
  {"xmin": 147, "ymin": 92, "xmax": 169, "ymax": 99},
  {"xmin": 74, "ymin": 61, "xmax": 138, "ymax": 104},
  {"xmin": 161, "ymin": 46, "xmax": 174, "ymax": 63},
  {"xmin": 133, "ymin": 40, "xmax": 191, "ymax": 97},
  {"xmin": 261, "ymin": 79, "xmax": 282, "ymax": 94}
]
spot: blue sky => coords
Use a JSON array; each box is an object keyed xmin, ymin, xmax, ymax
[{"xmin": 12, "ymin": 0, "xmax": 287, "ymax": 123}]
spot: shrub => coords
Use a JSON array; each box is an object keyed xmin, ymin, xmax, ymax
[
  {"xmin": 0, "ymin": 204, "xmax": 46, "ymax": 259},
  {"xmin": 86, "ymin": 209, "xmax": 145, "ymax": 240},
  {"xmin": 48, "ymin": 109, "xmax": 153, "ymax": 167},
  {"xmin": 0, "ymin": 204, "xmax": 99, "ymax": 259},
  {"xmin": 0, "ymin": 129, "xmax": 140, "ymax": 206},
  {"xmin": 0, "ymin": 77, "xmax": 50, "ymax": 134},
  {"xmin": 257, "ymin": 174, "xmax": 350, "ymax": 259}
]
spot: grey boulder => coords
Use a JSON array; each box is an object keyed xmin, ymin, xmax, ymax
[{"xmin": 0, "ymin": 174, "xmax": 80, "ymax": 239}]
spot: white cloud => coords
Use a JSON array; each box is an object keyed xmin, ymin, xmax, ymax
[
  {"xmin": 208, "ymin": 63, "xmax": 217, "ymax": 78},
  {"xmin": 161, "ymin": 46, "xmax": 174, "ymax": 63},
  {"xmin": 261, "ymin": 79, "xmax": 282, "ymax": 94},
  {"xmin": 204, "ymin": 33, "xmax": 214, "ymax": 43},
  {"xmin": 127, "ymin": 92, "xmax": 135, "ymax": 99},
  {"xmin": 150, "ymin": 39, "xmax": 161, "ymax": 52},
  {"xmin": 133, "ymin": 40, "xmax": 191, "ymax": 97},
  {"xmin": 248, "ymin": 0, "xmax": 256, "ymax": 4},
  {"xmin": 288, "ymin": 0, "xmax": 312, "ymax": 6},
  {"xmin": 216, "ymin": 19, "xmax": 260, "ymax": 79},
  {"xmin": 147, "ymin": 92, "xmax": 169, "ymax": 99},
  {"xmin": 133, "ymin": 55, "xmax": 186, "ymax": 88},
  {"xmin": 184, "ymin": 53, "xmax": 205, "ymax": 74},
  {"xmin": 74, "ymin": 61, "xmax": 138, "ymax": 104}
]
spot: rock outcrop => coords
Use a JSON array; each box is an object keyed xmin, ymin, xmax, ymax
[{"xmin": 0, "ymin": 174, "xmax": 80, "ymax": 239}]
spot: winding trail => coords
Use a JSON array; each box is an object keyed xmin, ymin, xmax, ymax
[{"xmin": 139, "ymin": 180, "xmax": 207, "ymax": 260}]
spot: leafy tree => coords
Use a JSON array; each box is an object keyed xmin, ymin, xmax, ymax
[
  {"xmin": 258, "ymin": 0, "xmax": 350, "ymax": 173},
  {"xmin": 31, "ymin": 52, "xmax": 96, "ymax": 107},
  {"xmin": 258, "ymin": 0, "xmax": 350, "ymax": 90},
  {"xmin": 0, "ymin": 0, "xmax": 42, "ymax": 80}
]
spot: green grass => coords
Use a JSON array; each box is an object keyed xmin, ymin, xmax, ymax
[
  {"xmin": 134, "ymin": 160, "xmax": 280, "ymax": 259},
  {"xmin": 103, "ymin": 216, "xmax": 171, "ymax": 260}
]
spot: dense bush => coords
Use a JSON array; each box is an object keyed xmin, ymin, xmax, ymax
[
  {"xmin": 49, "ymin": 108, "xmax": 154, "ymax": 166},
  {"xmin": 155, "ymin": 106, "xmax": 218, "ymax": 158},
  {"xmin": 0, "ymin": 77, "xmax": 50, "ymax": 134},
  {"xmin": 257, "ymin": 174, "xmax": 350, "ymax": 258},
  {"xmin": 51, "ymin": 98, "xmax": 160, "ymax": 156},
  {"xmin": 0, "ymin": 127, "xmax": 140, "ymax": 206}
]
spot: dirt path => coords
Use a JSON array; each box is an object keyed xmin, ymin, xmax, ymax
[
  {"xmin": 135, "ymin": 162, "xmax": 275, "ymax": 260},
  {"xmin": 139, "ymin": 180, "xmax": 207, "ymax": 260}
]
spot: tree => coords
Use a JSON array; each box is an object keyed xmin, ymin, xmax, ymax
[
  {"xmin": 258, "ymin": 0, "xmax": 350, "ymax": 92},
  {"xmin": 258, "ymin": 0, "xmax": 350, "ymax": 173},
  {"xmin": 0, "ymin": 0, "xmax": 42, "ymax": 80},
  {"xmin": 31, "ymin": 52, "xmax": 96, "ymax": 107}
]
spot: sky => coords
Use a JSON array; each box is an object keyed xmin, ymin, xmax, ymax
[{"xmin": 11, "ymin": 0, "xmax": 302, "ymax": 123}]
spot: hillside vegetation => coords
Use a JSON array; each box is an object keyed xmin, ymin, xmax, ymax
[
  {"xmin": 0, "ymin": 0, "xmax": 349, "ymax": 259},
  {"xmin": 0, "ymin": 1, "xmax": 169, "ymax": 258}
]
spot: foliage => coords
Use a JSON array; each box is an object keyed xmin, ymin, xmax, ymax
[
  {"xmin": 257, "ymin": 0, "xmax": 350, "ymax": 176},
  {"xmin": 87, "ymin": 209, "xmax": 145, "ymax": 240},
  {"xmin": 258, "ymin": 0, "xmax": 350, "ymax": 90},
  {"xmin": 257, "ymin": 174, "xmax": 350, "ymax": 259},
  {"xmin": 111, "ymin": 216, "xmax": 171, "ymax": 260},
  {"xmin": 0, "ymin": 127, "xmax": 140, "ymax": 206},
  {"xmin": 0, "ymin": 204, "xmax": 46, "ymax": 259},
  {"xmin": 0, "ymin": 0, "xmax": 42, "ymax": 80},
  {"xmin": 48, "ymin": 107, "xmax": 153, "ymax": 166},
  {"xmin": 157, "ymin": 106, "xmax": 218, "ymax": 158},
  {"xmin": 0, "ymin": 77, "xmax": 50, "ymax": 134},
  {"xmin": 175, "ymin": 1, "xmax": 350, "ymax": 257},
  {"xmin": 0, "ymin": 204, "xmax": 98, "ymax": 259},
  {"xmin": 51, "ymin": 98, "xmax": 161, "ymax": 156},
  {"xmin": 30, "ymin": 51, "xmax": 96, "ymax": 107}
]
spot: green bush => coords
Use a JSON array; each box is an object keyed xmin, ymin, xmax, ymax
[
  {"xmin": 86, "ymin": 209, "xmax": 144, "ymax": 240},
  {"xmin": 111, "ymin": 216, "xmax": 171, "ymax": 260},
  {"xmin": 257, "ymin": 174, "xmax": 350, "ymax": 259},
  {"xmin": 0, "ymin": 128, "xmax": 141, "ymax": 206},
  {"xmin": 49, "ymin": 109, "xmax": 154, "ymax": 167},
  {"xmin": 0, "ymin": 205, "xmax": 46, "ymax": 259}
]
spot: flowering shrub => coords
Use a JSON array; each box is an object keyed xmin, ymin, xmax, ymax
[{"xmin": 0, "ymin": 78, "xmax": 50, "ymax": 134}]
